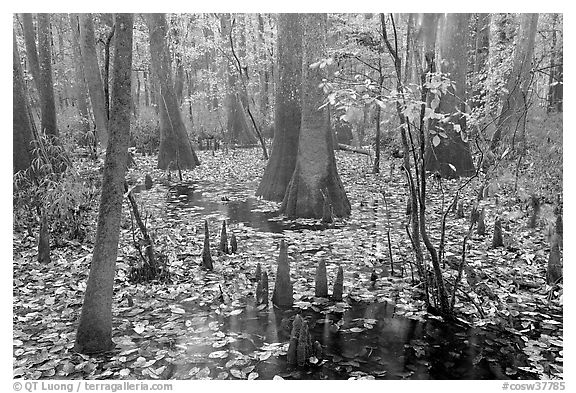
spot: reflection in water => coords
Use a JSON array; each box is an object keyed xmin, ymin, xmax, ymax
[
  {"xmin": 174, "ymin": 300, "xmax": 531, "ymax": 380},
  {"xmin": 165, "ymin": 182, "xmax": 330, "ymax": 233}
]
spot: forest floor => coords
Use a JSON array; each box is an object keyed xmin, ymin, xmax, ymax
[{"xmin": 13, "ymin": 147, "xmax": 563, "ymax": 380}]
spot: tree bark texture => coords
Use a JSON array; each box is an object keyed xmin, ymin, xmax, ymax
[
  {"xmin": 75, "ymin": 14, "xmax": 133, "ymax": 354},
  {"xmin": 79, "ymin": 14, "xmax": 109, "ymax": 146},
  {"xmin": 37, "ymin": 13, "xmax": 58, "ymax": 137},
  {"xmin": 256, "ymin": 13, "xmax": 302, "ymax": 202},
  {"xmin": 280, "ymin": 14, "xmax": 351, "ymax": 219},
  {"xmin": 426, "ymin": 13, "xmax": 475, "ymax": 178},
  {"xmin": 147, "ymin": 13, "xmax": 199, "ymax": 170},
  {"xmin": 471, "ymin": 13, "xmax": 491, "ymax": 110},
  {"xmin": 13, "ymin": 31, "xmax": 34, "ymax": 173},
  {"xmin": 491, "ymin": 13, "xmax": 539, "ymax": 152},
  {"xmin": 21, "ymin": 14, "xmax": 41, "ymax": 92},
  {"xmin": 69, "ymin": 14, "xmax": 91, "ymax": 136}
]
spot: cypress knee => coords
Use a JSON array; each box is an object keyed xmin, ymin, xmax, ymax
[
  {"xmin": 201, "ymin": 220, "xmax": 213, "ymax": 270},
  {"xmin": 332, "ymin": 265, "xmax": 344, "ymax": 301},
  {"xmin": 457, "ymin": 200, "xmax": 464, "ymax": 218},
  {"xmin": 219, "ymin": 220, "xmax": 229, "ymax": 254},
  {"xmin": 315, "ymin": 260, "xmax": 328, "ymax": 297},
  {"xmin": 528, "ymin": 195, "xmax": 540, "ymax": 228},
  {"xmin": 546, "ymin": 237, "xmax": 562, "ymax": 284},
  {"xmin": 470, "ymin": 203, "xmax": 480, "ymax": 226},
  {"xmin": 256, "ymin": 270, "xmax": 269, "ymax": 307},
  {"xmin": 477, "ymin": 208, "xmax": 486, "ymax": 235},
  {"xmin": 272, "ymin": 240, "xmax": 293, "ymax": 308},
  {"xmin": 144, "ymin": 173, "xmax": 153, "ymax": 190},
  {"xmin": 287, "ymin": 314, "xmax": 303, "ymax": 365},
  {"xmin": 491, "ymin": 217, "xmax": 504, "ymax": 248},
  {"xmin": 230, "ymin": 233, "xmax": 237, "ymax": 253}
]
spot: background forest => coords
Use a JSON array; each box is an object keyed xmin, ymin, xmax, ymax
[{"xmin": 12, "ymin": 13, "xmax": 563, "ymax": 381}]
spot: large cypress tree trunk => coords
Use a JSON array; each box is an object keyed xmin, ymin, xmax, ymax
[
  {"xmin": 79, "ymin": 14, "xmax": 109, "ymax": 146},
  {"xmin": 147, "ymin": 13, "xmax": 199, "ymax": 170},
  {"xmin": 490, "ymin": 13, "xmax": 539, "ymax": 153},
  {"xmin": 37, "ymin": 13, "xmax": 58, "ymax": 137},
  {"xmin": 280, "ymin": 14, "xmax": 351, "ymax": 219},
  {"xmin": 69, "ymin": 14, "xmax": 91, "ymax": 137},
  {"xmin": 74, "ymin": 14, "xmax": 134, "ymax": 354},
  {"xmin": 256, "ymin": 14, "xmax": 302, "ymax": 202},
  {"xmin": 13, "ymin": 31, "xmax": 34, "ymax": 173},
  {"xmin": 425, "ymin": 13, "xmax": 475, "ymax": 178}
]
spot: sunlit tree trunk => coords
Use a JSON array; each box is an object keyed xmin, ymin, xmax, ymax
[
  {"xmin": 425, "ymin": 13, "xmax": 475, "ymax": 178},
  {"xmin": 69, "ymin": 14, "xmax": 91, "ymax": 137},
  {"xmin": 75, "ymin": 14, "xmax": 133, "ymax": 354},
  {"xmin": 471, "ymin": 13, "xmax": 491, "ymax": 110},
  {"xmin": 37, "ymin": 13, "xmax": 58, "ymax": 137},
  {"xmin": 13, "ymin": 31, "xmax": 34, "ymax": 173},
  {"xmin": 490, "ymin": 13, "xmax": 539, "ymax": 153},
  {"xmin": 79, "ymin": 14, "xmax": 109, "ymax": 146},
  {"xmin": 256, "ymin": 13, "xmax": 302, "ymax": 201},
  {"xmin": 547, "ymin": 13, "xmax": 563, "ymax": 113},
  {"xmin": 281, "ymin": 14, "xmax": 351, "ymax": 218},
  {"xmin": 147, "ymin": 13, "xmax": 199, "ymax": 170},
  {"xmin": 21, "ymin": 14, "xmax": 41, "ymax": 92}
]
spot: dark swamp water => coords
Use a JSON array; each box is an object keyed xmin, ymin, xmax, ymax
[{"xmin": 140, "ymin": 181, "xmax": 536, "ymax": 379}]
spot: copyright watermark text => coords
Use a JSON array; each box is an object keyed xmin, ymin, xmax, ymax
[{"xmin": 13, "ymin": 381, "xmax": 173, "ymax": 392}]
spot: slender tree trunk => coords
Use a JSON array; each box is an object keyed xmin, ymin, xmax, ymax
[
  {"xmin": 280, "ymin": 14, "xmax": 351, "ymax": 219},
  {"xmin": 21, "ymin": 14, "xmax": 41, "ymax": 92},
  {"xmin": 79, "ymin": 14, "xmax": 109, "ymax": 146},
  {"xmin": 425, "ymin": 13, "xmax": 475, "ymax": 178},
  {"xmin": 75, "ymin": 14, "xmax": 133, "ymax": 354},
  {"xmin": 547, "ymin": 14, "xmax": 563, "ymax": 113},
  {"xmin": 490, "ymin": 14, "xmax": 539, "ymax": 153},
  {"xmin": 256, "ymin": 13, "xmax": 302, "ymax": 201},
  {"xmin": 37, "ymin": 13, "xmax": 58, "ymax": 137},
  {"xmin": 471, "ymin": 13, "xmax": 490, "ymax": 110},
  {"xmin": 103, "ymin": 26, "xmax": 115, "ymax": 121},
  {"xmin": 257, "ymin": 14, "xmax": 269, "ymax": 118},
  {"xmin": 13, "ymin": 31, "xmax": 34, "ymax": 173},
  {"xmin": 69, "ymin": 14, "xmax": 92, "ymax": 138},
  {"xmin": 147, "ymin": 13, "xmax": 199, "ymax": 170}
]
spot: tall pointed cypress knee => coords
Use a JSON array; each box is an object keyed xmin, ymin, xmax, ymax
[
  {"xmin": 272, "ymin": 239, "xmax": 293, "ymax": 308},
  {"xmin": 219, "ymin": 220, "xmax": 229, "ymax": 254},
  {"xmin": 315, "ymin": 260, "xmax": 328, "ymax": 297},
  {"xmin": 297, "ymin": 321, "xmax": 312, "ymax": 367},
  {"xmin": 492, "ymin": 217, "xmax": 504, "ymax": 248},
  {"xmin": 201, "ymin": 220, "xmax": 213, "ymax": 270},
  {"xmin": 230, "ymin": 233, "xmax": 237, "ymax": 253},
  {"xmin": 287, "ymin": 314, "xmax": 303, "ymax": 365},
  {"xmin": 332, "ymin": 265, "xmax": 344, "ymax": 301}
]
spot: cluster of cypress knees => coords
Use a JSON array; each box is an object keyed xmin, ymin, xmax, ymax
[
  {"xmin": 200, "ymin": 222, "xmax": 343, "ymax": 367},
  {"xmin": 456, "ymin": 195, "xmax": 562, "ymax": 285}
]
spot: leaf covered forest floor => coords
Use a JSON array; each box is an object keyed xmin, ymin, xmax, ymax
[{"xmin": 13, "ymin": 147, "xmax": 562, "ymax": 380}]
